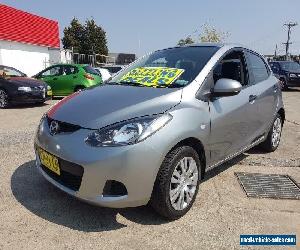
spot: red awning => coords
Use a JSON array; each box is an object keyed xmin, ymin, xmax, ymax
[{"xmin": 0, "ymin": 4, "xmax": 60, "ymax": 48}]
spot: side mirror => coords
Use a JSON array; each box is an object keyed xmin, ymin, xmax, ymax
[{"xmin": 212, "ymin": 78, "xmax": 242, "ymax": 97}]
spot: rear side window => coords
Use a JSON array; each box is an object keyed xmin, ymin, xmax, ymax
[
  {"xmin": 63, "ymin": 65, "xmax": 78, "ymax": 75},
  {"xmin": 246, "ymin": 51, "xmax": 270, "ymax": 84},
  {"xmin": 84, "ymin": 65, "xmax": 100, "ymax": 75}
]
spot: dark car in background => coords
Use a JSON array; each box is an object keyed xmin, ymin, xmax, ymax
[
  {"xmin": 0, "ymin": 65, "xmax": 52, "ymax": 108},
  {"xmin": 34, "ymin": 64, "xmax": 102, "ymax": 96},
  {"xmin": 269, "ymin": 61, "xmax": 300, "ymax": 90}
]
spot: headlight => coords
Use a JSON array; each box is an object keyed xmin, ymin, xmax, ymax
[
  {"xmin": 85, "ymin": 114, "xmax": 172, "ymax": 147},
  {"xmin": 47, "ymin": 85, "xmax": 51, "ymax": 90},
  {"xmin": 18, "ymin": 86, "xmax": 32, "ymax": 92},
  {"xmin": 289, "ymin": 73, "xmax": 297, "ymax": 78}
]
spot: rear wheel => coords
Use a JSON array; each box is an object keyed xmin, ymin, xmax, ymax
[
  {"xmin": 259, "ymin": 114, "xmax": 282, "ymax": 152},
  {"xmin": 0, "ymin": 89, "xmax": 9, "ymax": 108},
  {"xmin": 150, "ymin": 146, "xmax": 201, "ymax": 220},
  {"xmin": 75, "ymin": 86, "xmax": 85, "ymax": 92}
]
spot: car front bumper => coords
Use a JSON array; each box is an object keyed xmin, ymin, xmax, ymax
[
  {"xmin": 287, "ymin": 78, "xmax": 300, "ymax": 86},
  {"xmin": 11, "ymin": 90, "xmax": 51, "ymax": 103},
  {"xmin": 34, "ymin": 117, "xmax": 167, "ymax": 208}
]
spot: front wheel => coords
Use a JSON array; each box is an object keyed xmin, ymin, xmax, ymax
[
  {"xmin": 259, "ymin": 114, "xmax": 283, "ymax": 152},
  {"xmin": 150, "ymin": 146, "xmax": 201, "ymax": 220},
  {"xmin": 280, "ymin": 78, "xmax": 288, "ymax": 90},
  {"xmin": 0, "ymin": 89, "xmax": 9, "ymax": 108}
]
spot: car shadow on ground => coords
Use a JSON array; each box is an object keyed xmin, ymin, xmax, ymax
[
  {"xmin": 11, "ymin": 153, "xmax": 255, "ymax": 232},
  {"xmin": 7, "ymin": 102, "xmax": 49, "ymax": 109},
  {"xmin": 11, "ymin": 161, "xmax": 169, "ymax": 232},
  {"xmin": 203, "ymin": 153, "xmax": 249, "ymax": 182}
]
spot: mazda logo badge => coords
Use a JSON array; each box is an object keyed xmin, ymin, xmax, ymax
[{"xmin": 49, "ymin": 120, "xmax": 59, "ymax": 135}]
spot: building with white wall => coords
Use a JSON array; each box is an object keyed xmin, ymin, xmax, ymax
[{"xmin": 0, "ymin": 4, "xmax": 60, "ymax": 76}]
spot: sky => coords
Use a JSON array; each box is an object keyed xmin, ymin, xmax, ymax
[{"xmin": 2, "ymin": 0, "xmax": 300, "ymax": 56}]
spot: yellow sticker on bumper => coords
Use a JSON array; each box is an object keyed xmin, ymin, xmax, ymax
[{"xmin": 120, "ymin": 67, "xmax": 184, "ymax": 86}]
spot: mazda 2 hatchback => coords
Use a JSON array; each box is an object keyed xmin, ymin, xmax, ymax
[
  {"xmin": 34, "ymin": 64, "xmax": 102, "ymax": 96},
  {"xmin": 35, "ymin": 44, "xmax": 284, "ymax": 219}
]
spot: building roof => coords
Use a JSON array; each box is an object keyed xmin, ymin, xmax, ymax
[{"xmin": 0, "ymin": 4, "xmax": 60, "ymax": 48}]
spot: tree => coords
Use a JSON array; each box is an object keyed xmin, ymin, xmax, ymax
[
  {"xmin": 177, "ymin": 24, "xmax": 229, "ymax": 45},
  {"xmin": 62, "ymin": 18, "xmax": 108, "ymax": 56},
  {"xmin": 177, "ymin": 36, "xmax": 195, "ymax": 46},
  {"xmin": 62, "ymin": 18, "xmax": 85, "ymax": 53},
  {"xmin": 199, "ymin": 24, "xmax": 228, "ymax": 43}
]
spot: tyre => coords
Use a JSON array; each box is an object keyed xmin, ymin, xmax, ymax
[
  {"xmin": 0, "ymin": 89, "xmax": 9, "ymax": 108},
  {"xmin": 35, "ymin": 100, "xmax": 46, "ymax": 105},
  {"xmin": 280, "ymin": 78, "xmax": 288, "ymax": 91},
  {"xmin": 150, "ymin": 146, "xmax": 201, "ymax": 220},
  {"xmin": 259, "ymin": 114, "xmax": 283, "ymax": 152}
]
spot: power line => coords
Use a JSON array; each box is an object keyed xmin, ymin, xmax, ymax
[{"xmin": 282, "ymin": 22, "xmax": 298, "ymax": 59}]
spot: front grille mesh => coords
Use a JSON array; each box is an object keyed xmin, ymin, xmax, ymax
[{"xmin": 47, "ymin": 116, "xmax": 81, "ymax": 134}]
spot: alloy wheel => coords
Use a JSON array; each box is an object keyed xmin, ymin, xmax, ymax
[
  {"xmin": 271, "ymin": 117, "xmax": 282, "ymax": 148},
  {"xmin": 169, "ymin": 157, "xmax": 198, "ymax": 210}
]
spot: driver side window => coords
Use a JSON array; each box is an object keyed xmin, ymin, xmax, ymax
[
  {"xmin": 41, "ymin": 66, "xmax": 62, "ymax": 77},
  {"xmin": 213, "ymin": 50, "xmax": 248, "ymax": 86}
]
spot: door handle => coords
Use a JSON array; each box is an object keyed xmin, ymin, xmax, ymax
[
  {"xmin": 249, "ymin": 95, "xmax": 257, "ymax": 103},
  {"xmin": 53, "ymin": 77, "xmax": 58, "ymax": 80},
  {"xmin": 73, "ymin": 76, "xmax": 77, "ymax": 79}
]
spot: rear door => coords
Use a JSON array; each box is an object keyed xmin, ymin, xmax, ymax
[
  {"xmin": 244, "ymin": 51, "xmax": 278, "ymax": 137},
  {"xmin": 208, "ymin": 49, "xmax": 260, "ymax": 165}
]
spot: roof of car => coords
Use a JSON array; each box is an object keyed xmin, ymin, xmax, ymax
[{"xmin": 165, "ymin": 42, "xmax": 246, "ymax": 51}]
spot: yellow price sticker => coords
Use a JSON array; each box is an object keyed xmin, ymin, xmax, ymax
[{"xmin": 120, "ymin": 67, "xmax": 185, "ymax": 86}]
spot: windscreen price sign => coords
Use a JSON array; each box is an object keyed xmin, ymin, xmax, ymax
[{"xmin": 120, "ymin": 67, "xmax": 184, "ymax": 86}]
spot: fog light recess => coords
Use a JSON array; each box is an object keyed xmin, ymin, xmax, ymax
[{"xmin": 102, "ymin": 180, "xmax": 128, "ymax": 197}]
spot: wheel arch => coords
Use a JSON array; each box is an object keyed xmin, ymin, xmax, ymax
[
  {"xmin": 168, "ymin": 137, "xmax": 206, "ymax": 179},
  {"xmin": 278, "ymin": 108, "xmax": 285, "ymax": 125}
]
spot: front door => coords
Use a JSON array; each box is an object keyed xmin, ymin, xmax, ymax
[
  {"xmin": 39, "ymin": 66, "xmax": 63, "ymax": 95},
  {"xmin": 208, "ymin": 49, "xmax": 260, "ymax": 166}
]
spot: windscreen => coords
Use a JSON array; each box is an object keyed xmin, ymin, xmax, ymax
[
  {"xmin": 109, "ymin": 46, "xmax": 219, "ymax": 88},
  {"xmin": 280, "ymin": 61, "xmax": 300, "ymax": 72}
]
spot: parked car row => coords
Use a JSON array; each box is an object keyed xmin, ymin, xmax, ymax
[{"xmin": 0, "ymin": 63, "xmax": 125, "ymax": 108}]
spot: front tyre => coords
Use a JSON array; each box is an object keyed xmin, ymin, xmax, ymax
[
  {"xmin": 0, "ymin": 89, "xmax": 9, "ymax": 108},
  {"xmin": 150, "ymin": 146, "xmax": 201, "ymax": 220},
  {"xmin": 260, "ymin": 114, "xmax": 283, "ymax": 152}
]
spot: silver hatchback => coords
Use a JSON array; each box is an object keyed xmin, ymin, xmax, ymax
[{"xmin": 35, "ymin": 43, "xmax": 284, "ymax": 219}]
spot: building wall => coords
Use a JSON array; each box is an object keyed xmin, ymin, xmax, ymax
[{"xmin": 0, "ymin": 40, "xmax": 59, "ymax": 76}]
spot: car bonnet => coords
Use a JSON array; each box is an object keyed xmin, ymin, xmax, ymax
[{"xmin": 47, "ymin": 84, "xmax": 182, "ymax": 129}]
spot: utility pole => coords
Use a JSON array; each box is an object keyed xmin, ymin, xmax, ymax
[
  {"xmin": 274, "ymin": 44, "xmax": 278, "ymax": 58},
  {"xmin": 282, "ymin": 22, "xmax": 298, "ymax": 60}
]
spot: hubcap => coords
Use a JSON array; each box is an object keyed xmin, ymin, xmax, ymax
[
  {"xmin": 271, "ymin": 117, "xmax": 282, "ymax": 148},
  {"xmin": 169, "ymin": 157, "xmax": 198, "ymax": 211},
  {"xmin": 0, "ymin": 90, "xmax": 7, "ymax": 108}
]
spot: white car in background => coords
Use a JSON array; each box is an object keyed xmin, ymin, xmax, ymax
[{"xmin": 94, "ymin": 67, "xmax": 112, "ymax": 82}]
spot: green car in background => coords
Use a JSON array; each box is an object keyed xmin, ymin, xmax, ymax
[{"xmin": 34, "ymin": 64, "xmax": 102, "ymax": 96}]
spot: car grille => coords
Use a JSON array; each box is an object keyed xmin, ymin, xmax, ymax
[
  {"xmin": 41, "ymin": 157, "xmax": 84, "ymax": 191},
  {"xmin": 47, "ymin": 116, "xmax": 81, "ymax": 134},
  {"xmin": 32, "ymin": 86, "xmax": 45, "ymax": 92}
]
